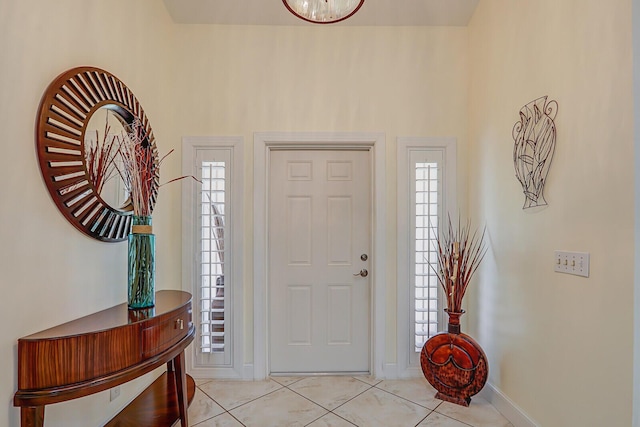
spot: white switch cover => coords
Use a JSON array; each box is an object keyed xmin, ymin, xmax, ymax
[
  {"xmin": 110, "ymin": 386, "xmax": 120, "ymax": 401},
  {"xmin": 554, "ymin": 251, "xmax": 590, "ymax": 277}
]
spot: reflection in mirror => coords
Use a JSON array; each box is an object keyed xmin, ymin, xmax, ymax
[{"xmin": 84, "ymin": 107, "xmax": 130, "ymax": 210}]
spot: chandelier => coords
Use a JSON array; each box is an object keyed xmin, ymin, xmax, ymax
[{"xmin": 282, "ymin": 0, "xmax": 366, "ymax": 24}]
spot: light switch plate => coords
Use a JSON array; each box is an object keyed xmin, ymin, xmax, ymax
[
  {"xmin": 110, "ymin": 386, "xmax": 120, "ymax": 401},
  {"xmin": 554, "ymin": 251, "xmax": 590, "ymax": 277}
]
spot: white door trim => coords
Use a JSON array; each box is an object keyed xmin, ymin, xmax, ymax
[
  {"xmin": 181, "ymin": 136, "xmax": 245, "ymax": 379},
  {"xmin": 253, "ymin": 132, "xmax": 386, "ymax": 380},
  {"xmin": 396, "ymin": 137, "xmax": 457, "ymax": 378}
]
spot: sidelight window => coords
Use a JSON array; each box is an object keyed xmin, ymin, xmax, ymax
[
  {"xmin": 183, "ymin": 137, "xmax": 244, "ymax": 378},
  {"xmin": 413, "ymin": 161, "xmax": 440, "ymax": 351},
  {"xmin": 200, "ymin": 161, "xmax": 227, "ymax": 354},
  {"xmin": 397, "ymin": 137, "xmax": 457, "ymax": 374}
]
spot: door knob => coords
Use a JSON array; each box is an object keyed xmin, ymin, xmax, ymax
[{"xmin": 353, "ymin": 269, "xmax": 368, "ymax": 277}]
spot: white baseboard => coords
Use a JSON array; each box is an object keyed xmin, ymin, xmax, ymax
[
  {"xmin": 382, "ymin": 365, "xmax": 537, "ymax": 427},
  {"xmin": 401, "ymin": 366, "xmax": 424, "ymax": 379},
  {"xmin": 382, "ymin": 363, "xmax": 397, "ymax": 379},
  {"xmin": 243, "ymin": 364, "xmax": 254, "ymax": 380},
  {"xmin": 187, "ymin": 365, "xmax": 243, "ymax": 380},
  {"xmin": 479, "ymin": 382, "xmax": 540, "ymax": 427},
  {"xmin": 187, "ymin": 363, "xmax": 254, "ymax": 380}
]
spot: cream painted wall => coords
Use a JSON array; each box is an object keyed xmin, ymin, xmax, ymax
[
  {"xmin": 468, "ymin": 1, "xmax": 634, "ymax": 426},
  {"xmin": 11, "ymin": 1, "xmax": 632, "ymax": 426},
  {"xmin": 634, "ymin": 1, "xmax": 640, "ymax": 425},
  {"xmin": 0, "ymin": 1, "xmax": 180, "ymax": 426},
  {"xmin": 0, "ymin": 3, "xmax": 471, "ymax": 424},
  {"xmin": 171, "ymin": 24, "xmax": 470, "ymax": 367}
]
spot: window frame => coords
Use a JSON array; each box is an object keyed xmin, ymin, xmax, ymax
[
  {"xmin": 396, "ymin": 137, "xmax": 457, "ymax": 378},
  {"xmin": 182, "ymin": 136, "xmax": 245, "ymax": 379}
]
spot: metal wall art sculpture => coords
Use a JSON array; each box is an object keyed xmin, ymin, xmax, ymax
[{"xmin": 512, "ymin": 96, "xmax": 558, "ymax": 209}]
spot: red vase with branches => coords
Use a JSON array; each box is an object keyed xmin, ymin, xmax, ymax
[{"xmin": 420, "ymin": 216, "xmax": 489, "ymax": 407}]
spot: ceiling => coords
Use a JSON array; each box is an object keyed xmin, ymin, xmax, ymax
[{"xmin": 162, "ymin": 0, "xmax": 480, "ymax": 26}]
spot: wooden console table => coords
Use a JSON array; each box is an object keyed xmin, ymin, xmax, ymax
[{"xmin": 14, "ymin": 290, "xmax": 195, "ymax": 427}]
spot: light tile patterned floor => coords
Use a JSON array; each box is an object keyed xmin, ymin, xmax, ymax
[{"xmin": 182, "ymin": 376, "xmax": 513, "ymax": 427}]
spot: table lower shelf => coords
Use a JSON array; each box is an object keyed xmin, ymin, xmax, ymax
[{"xmin": 105, "ymin": 372, "xmax": 195, "ymax": 427}]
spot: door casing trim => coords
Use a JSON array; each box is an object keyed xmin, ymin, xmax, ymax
[{"xmin": 253, "ymin": 132, "xmax": 386, "ymax": 379}]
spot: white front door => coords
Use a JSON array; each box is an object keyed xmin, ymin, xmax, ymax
[{"xmin": 268, "ymin": 149, "xmax": 371, "ymax": 374}]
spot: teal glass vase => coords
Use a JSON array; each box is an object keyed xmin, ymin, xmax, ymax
[{"xmin": 128, "ymin": 215, "xmax": 155, "ymax": 309}]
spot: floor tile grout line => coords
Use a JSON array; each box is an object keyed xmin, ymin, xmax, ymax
[
  {"xmin": 322, "ymin": 384, "xmax": 436, "ymax": 427},
  {"xmin": 414, "ymin": 409, "xmax": 435, "ymax": 427},
  {"xmin": 322, "ymin": 382, "xmax": 375, "ymax": 413},
  {"xmin": 197, "ymin": 382, "xmax": 285, "ymax": 412},
  {"xmin": 434, "ymin": 411, "xmax": 477, "ymax": 427},
  {"xmin": 284, "ymin": 383, "xmax": 334, "ymax": 412},
  {"xmin": 283, "ymin": 377, "xmax": 372, "ymax": 426},
  {"xmin": 270, "ymin": 376, "xmax": 305, "ymax": 387},
  {"xmin": 367, "ymin": 384, "xmax": 430, "ymax": 406},
  {"xmin": 428, "ymin": 401, "xmax": 480, "ymax": 427},
  {"xmin": 226, "ymin": 409, "xmax": 248, "ymax": 427},
  {"xmin": 276, "ymin": 377, "xmax": 441, "ymax": 426},
  {"xmin": 282, "ymin": 376, "xmax": 375, "ymax": 411},
  {"xmin": 412, "ymin": 409, "xmax": 475, "ymax": 427},
  {"xmin": 371, "ymin": 382, "xmax": 443, "ymax": 411},
  {"xmin": 196, "ymin": 382, "xmax": 284, "ymax": 427},
  {"xmin": 301, "ymin": 410, "xmax": 361, "ymax": 427},
  {"xmin": 326, "ymin": 410, "xmax": 360, "ymax": 426},
  {"xmin": 194, "ymin": 378, "xmax": 494, "ymax": 427},
  {"xmin": 352, "ymin": 376, "xmax": 383, "ymax": 387},
  {"xmin": 303, "ymin": 412, "xmax": 330, "ymax": 427},
  {"xmin": 226, "ymin": 385, "xmax": 286, "ymax": 411},
  {"xmin": 196, "ymin": 384, "xmax": 235, "ymax": 412},
  {"xmin": 193, "ymin": 385, "xmax": 237, "ymax": 427},
  {"xmin": 190, "ymin": 409, "xmax": 247, "ymax": 427},
  {"xmin": 283, "ymin": 378, "xmax": 369, "ymax": 422}
]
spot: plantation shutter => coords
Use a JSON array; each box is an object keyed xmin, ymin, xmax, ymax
[
  {"xmin": 183, "ymin": 137, "xmax": 244, "ymax": 378},
  {"xmin": 195, "ymin": 150, "xmax": 231, "ymax": 366}
]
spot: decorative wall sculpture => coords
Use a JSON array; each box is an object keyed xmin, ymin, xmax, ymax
[{"xmin": 512, "ymin": 96, "xmax": 558, "ymax": 209}]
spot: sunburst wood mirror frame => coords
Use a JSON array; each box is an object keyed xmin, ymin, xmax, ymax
[{"xmin": 36, "ymin": 66, "xmax": 159, "ymax": 242}]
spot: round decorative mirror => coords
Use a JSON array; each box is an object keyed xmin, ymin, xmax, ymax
[{"xmin": 36, "ymin": 67, "xmax": 159, "ymax": 242}]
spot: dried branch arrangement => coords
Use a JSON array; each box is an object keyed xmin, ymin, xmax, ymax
[
  {"xmin": 87, "ymin": 115, "xmax": 200, "ymax": 219},
  {"xmin": 85, "ymin": 116, "xmax": 121, "ymax": 197},
  {"xmin": 433, "ymin": 216, "xmax": 487, "ymax": 313},
  {"xmin": 116, "ymin": 120, "xmax": 159, "ymax": 217}
]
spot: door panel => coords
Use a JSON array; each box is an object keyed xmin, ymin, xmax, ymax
[{"xmin": 269, "ymin": 150, "xmax": 371, "ymax": 374}]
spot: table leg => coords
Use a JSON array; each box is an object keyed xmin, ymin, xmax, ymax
[
  {"xmin": 173, "ymin": 351, "xmax": 189, "ymax": 427},
  {"xmin": 21, "ymin": 406, "xmax": 44, "ymax": 427}
]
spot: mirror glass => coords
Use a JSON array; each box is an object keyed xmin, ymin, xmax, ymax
[{"xmin": 84, "ymin": 106, "xmax": 130, "ymax": 211}]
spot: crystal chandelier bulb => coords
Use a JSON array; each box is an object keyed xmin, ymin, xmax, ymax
[{"xmin": 283, "ymin": 0, "xmax": 365, "ymax": 24}]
